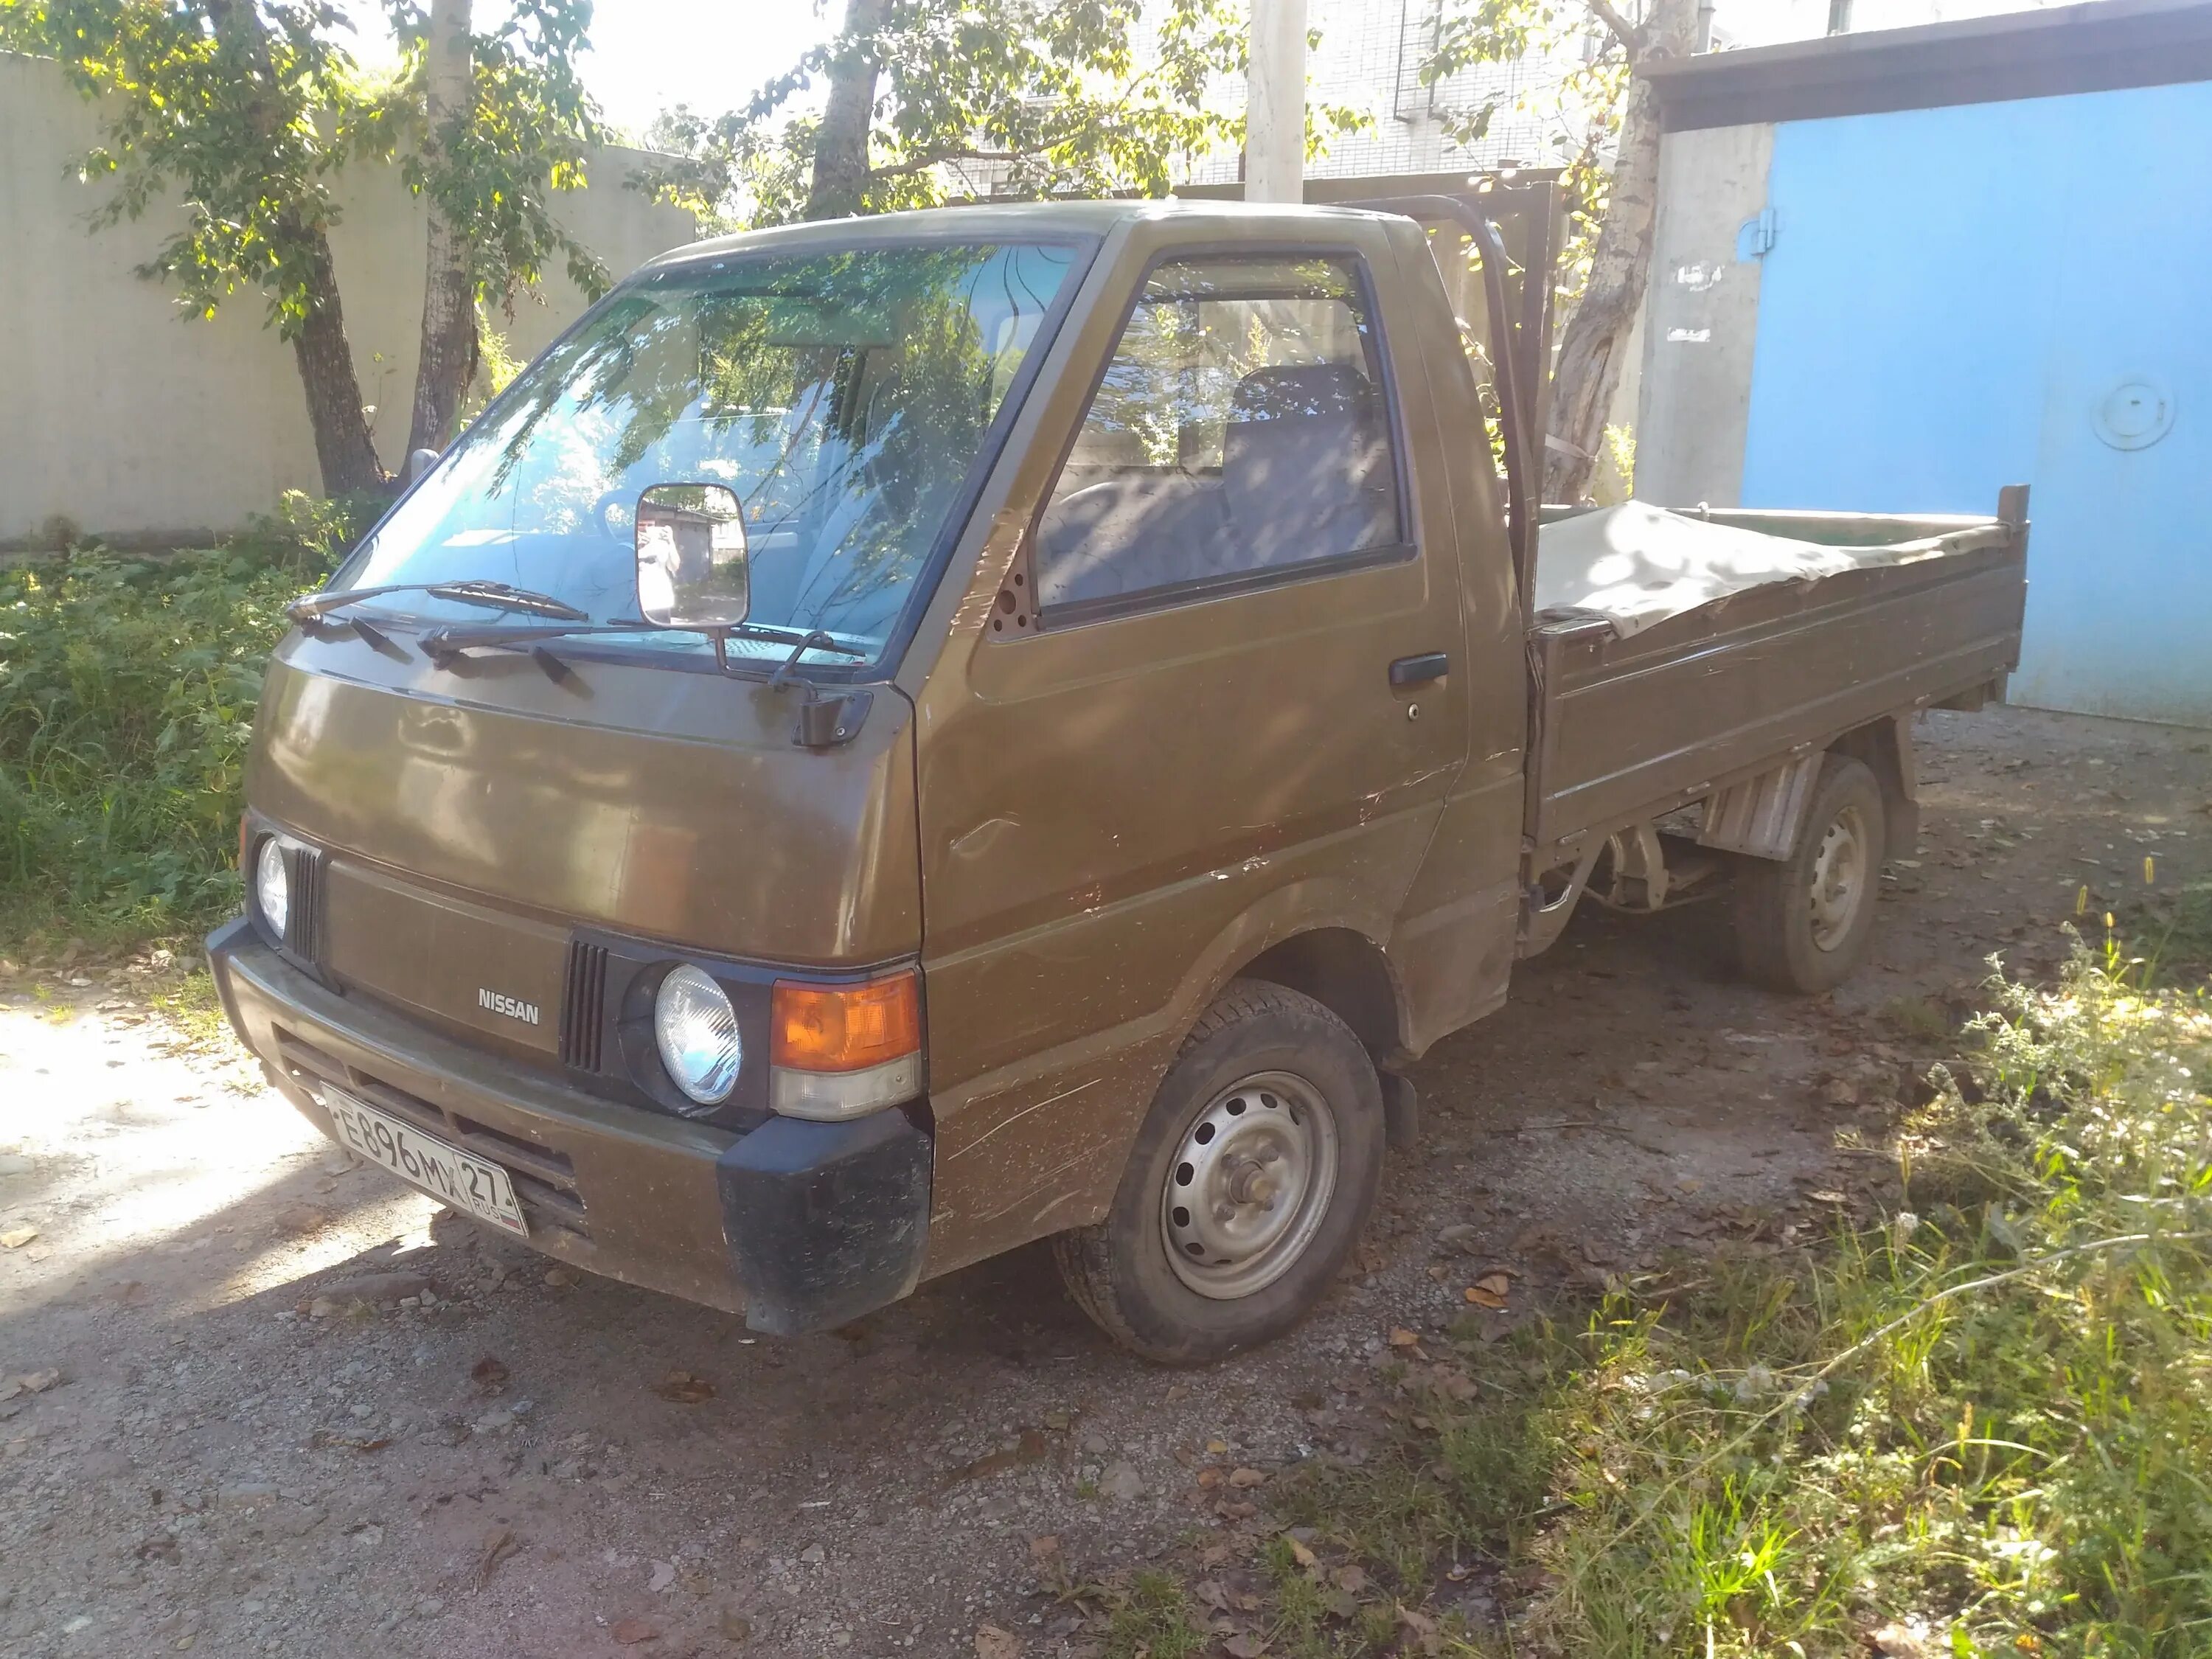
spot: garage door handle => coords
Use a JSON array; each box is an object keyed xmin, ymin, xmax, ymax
[{"xmin": 1388, "ymin": 652, "xmax": 1449, "ymax": 687}]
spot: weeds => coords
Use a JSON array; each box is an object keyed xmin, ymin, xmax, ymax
[
  {"xmin": 1093, "ymin": 946, "xmax": 2212, "ymax": 1658},
  {"xmin": 0, "ymin": 492, "xmax": 372, "ymax": 952},
  {"xmin": 1102, "ymin": 1571, "xmax": 1210, "ymax": 1659}
]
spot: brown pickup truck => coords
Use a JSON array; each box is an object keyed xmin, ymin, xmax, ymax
[{"xmin": 208, "ymin": 200, "xmax": 2028, "ymax": 1363}]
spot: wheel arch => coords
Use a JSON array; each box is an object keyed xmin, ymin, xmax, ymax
[
  {"xmin": 1829, "ymin": 714, "xmax": 1919, "ymax": 860},
  {"xmin": 1232, "ymin": 925, "xmax": 1410, "ymax": 1069}
]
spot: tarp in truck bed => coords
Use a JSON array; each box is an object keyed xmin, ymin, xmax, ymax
[{"xmin": 1534, "ymin": 501, "xmax": 1959, "ymax": 638}]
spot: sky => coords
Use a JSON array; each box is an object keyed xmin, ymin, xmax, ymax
[
  {"xmin": 1714, "ymin": 0, "xmax": 2082, "ymax": 49},
  {"xmin": 333, "ymin": 1, "xmax": 840, "ymax": 142}
]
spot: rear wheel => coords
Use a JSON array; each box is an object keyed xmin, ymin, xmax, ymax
[
  {"xmin": 1733, "ymin": 754, "xmax": 1886, "ymax": 993},
  {"xmin": 1052, "ymin": 981, "xmax": 1385, "ymax": 1365}
]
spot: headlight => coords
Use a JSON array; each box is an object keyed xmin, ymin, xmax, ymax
[
  {"xmin": 654, "ymin": 965, "xmax": 742, "ymax": 1106},
  {"xmin": 254, "ymin": 837, "xmax": 291, "ymax": 939}
]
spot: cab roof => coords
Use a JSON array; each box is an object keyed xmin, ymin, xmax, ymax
[{"xmin": 639, "ymin": 198, "xmax": 1402, "ymax": 271}]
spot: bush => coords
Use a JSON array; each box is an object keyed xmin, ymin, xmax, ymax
[{"xmin": 0, "ymin": 496, "xmax": 366, "ymax": 950}]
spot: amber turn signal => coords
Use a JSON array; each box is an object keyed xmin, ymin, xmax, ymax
[{"xmin": 771, "ymin": 970, "xmax": 921, "ymax": 1074}]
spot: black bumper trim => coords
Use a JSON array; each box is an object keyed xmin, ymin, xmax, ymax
[{"xmin": 716, "ymin": 1110, "xmax": 932, "ymax": 1337}]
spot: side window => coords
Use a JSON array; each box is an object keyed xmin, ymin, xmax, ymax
[{"xmin": 1033, "ymin": 254, "xmax": 1402, "ymax": 616}]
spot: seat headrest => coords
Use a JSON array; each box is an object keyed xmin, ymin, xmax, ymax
[{"xmin": 1228, "ymin": 363, "xmax": 1375, "ymax": 425}]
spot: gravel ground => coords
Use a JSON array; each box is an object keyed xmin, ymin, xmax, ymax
[{"xmin": 1, "ymin": 706, "xmax": 2205, "ymax": 1658}]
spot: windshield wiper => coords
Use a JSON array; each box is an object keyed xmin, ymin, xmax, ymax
[
  {"xmin": 288, "ymin": 579, "xmax": 591, "ymax": 625},
  {"xmin": 414, "ymin": 618, "xmax": 867, "ymax": 665}
]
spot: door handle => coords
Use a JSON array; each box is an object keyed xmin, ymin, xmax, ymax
[{"xmin": 1388, "ymin": 652, "xmax": 1449, "ymax": 688}]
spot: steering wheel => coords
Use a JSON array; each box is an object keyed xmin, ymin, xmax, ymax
[{"xmin": 591, "ymin": 488, "xmax": 635, "ymax": 541}]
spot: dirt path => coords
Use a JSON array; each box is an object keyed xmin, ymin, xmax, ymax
[{"xmin": 1, "ymin": 707, "xmax": 2205, "ymax": 1659}]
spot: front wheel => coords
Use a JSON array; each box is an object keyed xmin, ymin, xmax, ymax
[
  {"xmin": 1733, "ymin": 754, "xmax": 1887, "ymax": 993},
  {"xmin": 1052, "ymin": 981, "xmax": 1385, "ymax": 1365}
]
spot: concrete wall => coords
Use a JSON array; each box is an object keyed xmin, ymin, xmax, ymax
[
  {"xmin": 0, "ymin": 52, "xmax": 695, "ymax": 546},
  {"xmin": 1632, "ymin": 121, "xmax": 1773, "ymax": 508}
]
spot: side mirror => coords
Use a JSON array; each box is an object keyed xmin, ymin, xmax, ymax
[
  {"xmin": 635, "ymin": 483, "xmax": 750, "ymax": 630},
  {"xmin": 405, "ymin": 447, "xmax": 440, "ymax": 487}
]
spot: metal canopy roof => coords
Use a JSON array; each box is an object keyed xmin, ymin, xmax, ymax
[{"xmin": 1645, "ymin": 0, "xmax": 2212, "ymax": 131}]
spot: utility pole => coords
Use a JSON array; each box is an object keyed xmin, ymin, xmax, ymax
[{"xmin": 1245, "ymin": 0, "xmax": 1308, "ymax": 204}]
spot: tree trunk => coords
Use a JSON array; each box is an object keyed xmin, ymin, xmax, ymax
[
  {"xmin": 1543, "ymin": 0, "xmax": 1698, "ymax": 504},
  {"xmin": 204, "ymin": 0, "xmax": 387, "ymax": 494},
  {"xmin": 408, "ymin": 0, "xmax": 478, "ymax": 457},
  {"xmin": 283, "ymin": 206, "xmax": 392, "ymax": 495},
  {"xmin": 807, "ymin": 0, "xmax": 891, "ymax": 220}
]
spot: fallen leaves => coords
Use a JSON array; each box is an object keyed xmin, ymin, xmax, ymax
[
  {"xmin": 941, "ymin": 1429, "xmax": 1048, "ymax": 1490},
  {"xmin": 479, "ymin": 1523, "xmax": 518, "ymax": 1582},
  {"xmin": 470, "ymin": 1356, "xmax": 509, "ymax": 1396},
  {"xmin": 611, "ymin": 1616, "xmax": 658, "ymax": 1644},
  {"xmin": 0, "ymin": 1226, "xmax": 38, "ymax": 1250},
  {"xmin": 973, "ymin": 1625, "xmax": 1021, "ymax": 1659},
  {"xmin": 1398, "ymin": 1601, "xmax": 1443, "ymax": 1654},
  {"xmin": 654, "ymin": 1369, "xmax": 715, "ymax": 1405},
  {"xmin": 1464, "ymin": 1270, "xmax": 1513, "ymax": 1310},
  {"xmin": 1, "ymin": 1369, "xmax": 59, "ymax": 1399}
]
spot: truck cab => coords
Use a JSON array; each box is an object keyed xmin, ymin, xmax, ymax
[{"xmin": 209, "ymin": 201, "xmax": 2025, "ymax": 1362}]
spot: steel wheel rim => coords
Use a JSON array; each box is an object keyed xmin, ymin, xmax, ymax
[
  {"xmin": 1160, "ymin": 1070, "xmax": 1340, "ymax": 1301},
  {"xmin": 1807, "ymin": 804, "xmax": 1870, "ymax": 951}
]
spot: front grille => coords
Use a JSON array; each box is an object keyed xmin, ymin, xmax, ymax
[
  {"xmin": 286, "ymin": 846, "xmax": 325, "ymax": 963},
  {"xmin": 274, "ymin": 1026, "xmax": 591, "ymax": 1239},
  {"xmin": 558, "ymin": 939, "xmax": 609, "ymax": 1071}
]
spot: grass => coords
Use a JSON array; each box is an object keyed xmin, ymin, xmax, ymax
[
  {"xmin": 1090, "ymin": 941, "xmax": 2212, "ymax": 1658},
  {"xmin": 143, "ymin": 966, "xmax": 234, "ymax": 1049},
  {"xmin": 0, "ymin": 492, "xmax": 369, "ymax": 956}
]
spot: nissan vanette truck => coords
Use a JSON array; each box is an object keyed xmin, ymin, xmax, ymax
[{"xmin": 209, "ymin": 201, "xmax": 2027, "ymax": 1361}]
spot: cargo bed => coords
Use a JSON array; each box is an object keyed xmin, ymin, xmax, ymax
[{"xmin": 1520, "ymin": 498, "xmax": 2030, "ymax": 870}]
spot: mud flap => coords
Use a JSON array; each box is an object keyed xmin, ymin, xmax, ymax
[{"xmin": 716, "ymin": 1109, "xmax": 933, "ymax": 1336}]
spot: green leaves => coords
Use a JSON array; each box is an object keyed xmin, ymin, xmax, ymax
[
  {"xmin": 4, "ymin": 0, "xmax": 361, "ymax": 335},
  {"xmin": 0, "ymin": 494, "xmax": 373, "ymax": 945},
  {"xmin": 364, "ymin": 0, "xmax": 611, "ymax": 309},
  {"xmin": 633, "ymin": 0, "xmax": 1259, "ymax": 229}
]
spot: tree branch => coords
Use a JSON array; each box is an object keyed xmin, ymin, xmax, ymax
[
  {"xmin": 1584, "ymin": 0, "xmax": 1643, "ymax": 56},
  {"xmin": 868, "ymin": 145, "xmax": 1024, "ymax": 180}
]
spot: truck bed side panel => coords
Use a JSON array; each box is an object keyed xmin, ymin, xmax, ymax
[{"xmin": 1527, "ymin": 541, "xmax": 2026, "ymax": 855}]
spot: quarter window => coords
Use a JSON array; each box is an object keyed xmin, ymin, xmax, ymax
[{"xmin": 1034, "ymin": 254, "xmax": 1402, "ymax": 615}]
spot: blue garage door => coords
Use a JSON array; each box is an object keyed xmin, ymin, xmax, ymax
[{"xmin": 1737, "ymin": 82, "xmax": 2212, "ymax": 726}]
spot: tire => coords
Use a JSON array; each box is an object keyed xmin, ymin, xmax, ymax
[
  {"xmin": 1733, "ymin": 754, "xmax": 1887, "ymax": 993},
  {"xmin": 1051, "ymin": 980, "xmax": 1386, "ymax": 1365}
]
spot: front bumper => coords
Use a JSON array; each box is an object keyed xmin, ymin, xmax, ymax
[{"xmin": 206, "ymin": 918, "xmax": 931, "ymax": 1333}]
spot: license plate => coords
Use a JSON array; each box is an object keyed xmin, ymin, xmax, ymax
[{"xmin": 324, "ymin": 1089, "xmax": 529, "ymax": 1237}]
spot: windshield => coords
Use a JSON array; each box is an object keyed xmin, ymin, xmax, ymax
[{"xmin": 330, "ymin": 240, "xmax": 1082, "ymax": 666}]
